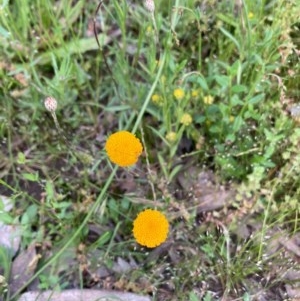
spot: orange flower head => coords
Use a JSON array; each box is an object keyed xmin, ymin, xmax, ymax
[
  {"xmin": 105, "ymin": 131, "xmax": 143, "ymax": 167},
  {"xmin": 133, "ymin": 209, "xmax": 169, "ymax": 248}
]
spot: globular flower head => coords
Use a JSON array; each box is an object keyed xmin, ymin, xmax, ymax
[
  {"xmin": 191, "ymin": 89, "xmax": 200, "ymax": 98},
  {"xmin": 44, "ymin": 96, "xmax": 57, "ymax": 112},
  {"xmin": 144, "ymin": 0, "xmax": 155, "ymax": 13},
  {"xmin": 146, "ymin": 25, "xmax": 153, "ymax": 36},
  {"xmin": 203, "ymin": 95, "xmax": 214, "ymax": 105},
  {"xmin": 151, "ymin": 94, "xmax": 162, "ymax": 105},
  {"xmin": 180, "ymin": 113, "xmax": 193, "ymax": 126},
  {"xmin": 166, "ymin": 131, "xmax": 177, "ymax": 142},
  {"xmin": 173, "ymin": 88, "xmax": 185, "ymax": 101},
  {"xmin": 105, "ymin": 131, "xmax": 143, "ymax": 167},
  {"xmin": 133, "ymin": 209, "xmax": 169, "ymax": 248}
]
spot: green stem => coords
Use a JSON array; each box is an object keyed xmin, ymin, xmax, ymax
[{"xmin": 132, "ymin": 51, "xmax": 166, "ymax": 134}]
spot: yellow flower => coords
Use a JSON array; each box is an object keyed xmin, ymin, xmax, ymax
[
  {"xmin": 191, "ymin": 89, "xmax": 200, "ymax": 98},
  {"xmin": 173, "ymin": 88, "xmax": 185, "ymax": 100},
  {"xmin": 229, "ymin": 115, "xmax": 235, "ymax": 123},
  {"xmin": 146, "ymin": 25, "xmax": 152, "ymax": 35},
  {"xmin": 203, "ymin": 95, "xmax": 214, "ymax": 104},
  {"xmin": 160, "ymin": 75, "xmax": 166, "ymax": 85},
  {"xmin": 248, "ymin": 12, "xmax": 254, "ymax": 19},
  {"xmin": 105, "ymin": 131, "xmax": 143, "ymax": 167},
  {"xmin": 151, "ymin": 94, "xmax": 161, "ymax": 104},
  {"xmin": 166, "ymin": 131, "xmax": 177, "ymax": 142},
  {"xmin": 180, "ymin": 113, "xmax": 193, "ymax": 126},
  {"xmin": 133, "ymin": 209, "xmax": 169, "ymax": 248}
]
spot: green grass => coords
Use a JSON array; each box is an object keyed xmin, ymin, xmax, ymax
[{"xmin": 0, "ymin": 0, "xmax": 300, "ymax": 300}]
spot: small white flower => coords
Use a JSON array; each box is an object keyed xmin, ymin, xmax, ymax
[{"xmin": 44, "ymin": 96, "xmax": 57, "ymax": 112}]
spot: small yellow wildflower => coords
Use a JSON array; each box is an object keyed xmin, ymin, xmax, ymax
[
  {"xmin": 105, "ymin": 131, "xmax": 143, "ymax": 167},
  {"xmin": 229, "ymin": 115, "xmax": 235, "ymax": 123},
  {"xmin": 173, "ymin": 88, "xmax": 185, "ymax": 100},
  {"xmin": 133, "ymin": 209, "xmax": 169, "ymax": 248},
  {"xmin": 160, "ymin": 75, "xmax": 166, "ymax": 85},
  {"xmin": 146, "ymin": 25, "xmax": 152, "ymax": 35},
  {"xmin": 248, "ymin": 12, "xmax": 254, "ymax": 19},
  {"xmin": 166, "ymin": 132, "xmax": 177, "ymax": 142},
  {"xmin": 191, "ymin": 89, "xmax": 200, "ymax": 98},
  {"xmin": 203, "ymin": 95, "xmax": 214, "ymax": 105},
  {"xmin": 151, "ymin": 94, "xmax": 161, "ymax": 104},
  {"xmin": 180, "ymin": 113, "xmax": 193, "ymax": 126}
]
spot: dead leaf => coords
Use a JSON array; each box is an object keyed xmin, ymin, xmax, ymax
[
  {"xmin": 9, "ymin": 244, "xmax": 39, "ymax": 296},
  {"xmin": 177, "ymin": 168, "xmax": 234, "ymax": 212},
  {"xmin": 14, "ymin": 73, "xmax": 28, "ymax": 87},
  {"xmin": 10, "ymin": 89, "xmax": 28, "ymax": 99},
  {"xmin": 285, "ymin": 284, "xmax": 300, "ymax": 299},
  {"xmin": 0, "ymin": 225, "xmax": 21, "ymax": 257},
  {"xmin": 112, "ymin": 257, "xmax": 132, "ymax": 273},
  {"xmin": 279, "ymin": 234, "xmax": 300, "ymax": 257},
  {"xmin": 118, "ymin": 171, "xmax": 137, "ymax": 193},
  {"xmin": 18, "ymin": 289, "xmax": 151, "ymax": 301},
  {"xmin": 0, "ymin": 196, "xmax": 21, "ymax": 256}
]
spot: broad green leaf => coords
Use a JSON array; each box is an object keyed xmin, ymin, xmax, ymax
[
  {"xmin": 215, "ymin": 75, "xmax": 230, "ymax": 87},
  {"xmin": 46, "ymin": 181, "xmax": 55, "ymax": 200},
  {"xmin": 232, "ymin": 85, "xmax": 248, "ymax": 93},
  {"xmin": 233, "ymin": 116, "xmax": 243, "ymax": 132},
  {"xmin": 22, "ymin": 173, "xmax": 39, "ymax": 182},
  {"xmin": 0, "ymin": 212, "xmax": 14, "ymax": 224},
  {"xmin": 17, "ymin": 152, "xmax": 26, "ymax": 164},
  {"xmin": 196, "ymin": 76, "xmax": 209, "ymax": 90},
  {"xmin": 0, "ymin": 26, "xmax": 10, "ymax": 38},
  {"xmin": 248, "ymin": 94, "xmax": 265, "ymax": 104}
]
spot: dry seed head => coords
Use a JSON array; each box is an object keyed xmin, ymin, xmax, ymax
[
  {"xmin": 44, "ymin": 96, "xmax": 57, "ymax": 112},
  {"xmin": 144, "ymin": 0, "xmax": 155, "ymax": 13}
]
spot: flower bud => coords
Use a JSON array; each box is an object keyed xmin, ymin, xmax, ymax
[
  {"xmin": 144, "ymin": 0, "xmax": 155, "ymax": 13},
  {"xmin": 44, "ymin": 96, "xmax": 57, "ymax": 112}
]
